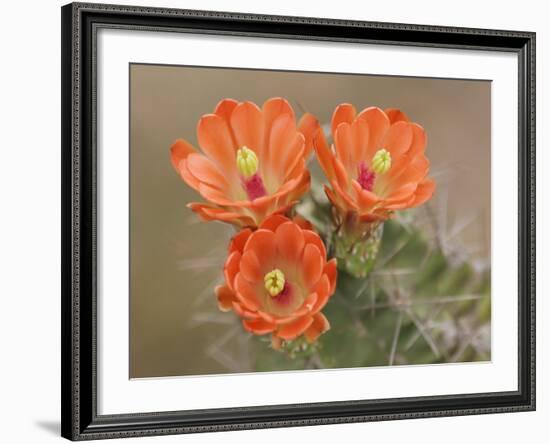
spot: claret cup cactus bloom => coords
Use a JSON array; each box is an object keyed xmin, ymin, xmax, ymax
[
  {"xmin": 314, "ymin": 104, "xmax": 436, "ymax": 277},
  {"xmin": 170, "ymin": 98, "xmax": 320, "ymax": 228},
  {"xmin": 314, "ymin": 104, "xmax": 435, "ymax": 222},
  {"xmin": 215, "ymin": 214, "xmax": 337, "ymax": 349}
]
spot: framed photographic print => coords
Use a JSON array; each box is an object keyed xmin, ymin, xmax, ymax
[{"xmin": 61, "ymin": 2, "xmax": 536, "ymax": 440}]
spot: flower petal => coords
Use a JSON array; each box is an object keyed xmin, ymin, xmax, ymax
[
  {"xmin": 302, "ymin": 229, "xmax": 327, "ymax": 260},
  {"xmin": 257, "ymin": 310, "xmax": 277, "ymax": 324},
  {"xmin": 311, "ymin": 274, "xmax": 331, "ymax": 313},
  {"xmin": 188, "ymin": 203, "xmax": 255, "ymax": 226},
  {"xmin": 230, "ymin": 101, "xmax": 264, "ymax": 153},
  {"xmin": 197, "ymin": 114, "xmax": 236, "ymax": 173},
  {"xmin": 313, "ymin": 128, "xmax": 335, "ymax": 180},
  {"xmin": 384, "ymin": 182, "xmax": 417, "ymax": 205},
  {"xmin": 351, "ymin": 180, "xmax": 379, "ymax": 208},
  {"xmin": 383, "ymin": 194, "xmax": 416, "ymax": 210},
  {"xmin": 303, "ymin": 243, "xmax": 324, "ymax": 288},
  {"xmin": 304, "ymin": 312, "xmax": 330, "ymax": 343},
  {"xmin": 260, "ymin": 214, "xmax": 290, "ymax": 232},
  {"xmin": 276, "ymin": 315, "xmax": 314, "ymax": 340},
  {"xmin": 275, "ymin": 221, "xmax": 305, "ymax": 264},
  {"xmin": 232, "ymin": 301, "xmax": 260, "ymax": 320},
  {"xmin": 178, "ymin": 158, "xmax": 201, "ymax": 191},
  {"xmin": 324, "ymin": 186, "xmax": 345, "ymax": 212},
  {"xmin": 280, "ymin": 135, "xmax": 306, "ymax": 181},
  {"xmin": 224, "ymin": 250, "xmax": 241, "ymax": 290},
  {"xmin": 385, "ymin": 108, "xmax": 410, "ymax": 124},
  {"xmin": 214, "ymin": 98, "xmax": 239, "ymax": 126},
  {"xmin": 283, "ymin": 157, "xmax": 306, "ymax": 183},
  {"xmin": 249, "ymin": 194, "xmax": 275, "ymax": 218},
  {"xmin": 229, "ymin": 228, "xmax": 253, "ymax": 254},
  {"xmin": 198, "ymin": 183, "xmax": 238, "ymax": 206},
  {"xmin": 410, "ymin": 178, "xmax": 436, "ymax": 207},
  {"xmin": 302, "ymin": 292, "xmax": 318, "ymax": 312},
  {"xmin": 332, "ymin": 156, "xmax": 350, "ymax": 191},
  {"xmin": 331, "ymin": 103, "xmax": 356, "ymax": 135},
  {"xmin": 382, "ymin": 121, "xmax": 413, "ymax": 158},
  {"xmin": 234, "ymin": 272, "xmax": 261, "ymax": 311},
  {"xmin": 268, "ymin": 114, "xmax": 302, "ymax": 176},
  {"xmin": 170, "ymin": 139, "xmax": 197, "ymax": 172},
  {"xmin": 293, "ymin": 292, "xmax": 319, "ymax": 317},
  {"xmin": 331, "ymin": 180, "xmax": 359, "ymax": 210},
  {"xmin": 297, "ymin": 112, "xmax": 320, "ymax": 158},
  {"xmin": 293, "ymin": 216, "xmax": 314, "ymax": 231},
  {"xmin": 243, "ymin": 229, "xmax": 277, "ymax": 267},
  {"xmin": 215, "ymin": 285, "xmax": 236, "ymax": 312},
  {"xmin": 186, "ymin": 153, "xmax": 229, "ymax": 190},
  {"xmin": 351, "ymin": 118, "xmax": 370, "ymax": 165},
  {"xmin": 262, "ymin": 97, "xmax": 295, "ymax": 123},
  {"xmin": 262, "ymin": 97, "xmax": 295, "ymax": 159},
  {"xmin": 286, "ymin": 169, "xmax": 311, "ymax": 202},
  {"xmin": 240, "ymin": 250, "xmax": 263, "ymax": 284},
  {"xmin": 391, "ymin": 155, "xmax": 430, "ymax": 185},
  {"xmin": 407, "ymin": 123, "xmax": 427, "ymax": 158},
  {"xmin": 243, "ymin": 318, "xmax": 276, "ymax": 335},
  {"xmin": 359, "ymin": 212, "xmax": 384, "ymax": 223},
  {"xmin": 357, "ymin": 107, "xmax": 391, "ymax": 159},
  {"xmin": 324, "ymin": 259, "xmax": 337, "ymax": 293},
  {"xmin": 334, "ymin": 122, "xmax": 353, "ymax": 172}
]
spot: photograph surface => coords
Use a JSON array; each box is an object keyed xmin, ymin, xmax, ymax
[{"xmin": 129, "ymin": 64, "xmax": 491, "ymax": 378}]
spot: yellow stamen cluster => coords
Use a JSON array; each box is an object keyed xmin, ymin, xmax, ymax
[
  {"xmin": 236, "ymin": 146, "xmax": 259, "ymax": 178},
  {"xmin": 371, "ymin": 148, "xmax": 392, "ymax": 174},
  {"xmin": 264, "ymin": 269, "xmax": 285, "ymax": 297}
]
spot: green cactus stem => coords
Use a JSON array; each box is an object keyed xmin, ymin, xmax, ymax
[{"xmin": 331, "ymin": 210, "xmax": 384, "ymax": 278}]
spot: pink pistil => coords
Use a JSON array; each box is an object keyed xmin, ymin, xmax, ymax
[
  {"xmin": 243, "ymin": 173, "xmax": 267, "ymax": 200},
  {"xmin": 357, "ymin": 162, "xmax": 376, "ymax": 191},
  {"xmin": 273, "ymin": 282, "xmax": 293, "ymax": 305}
]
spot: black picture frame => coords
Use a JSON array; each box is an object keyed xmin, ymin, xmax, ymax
[{"xmin": 61, "ymin": 2, "xmax": 536, "ymax": 440}]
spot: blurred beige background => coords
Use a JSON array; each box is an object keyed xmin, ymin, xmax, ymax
[{"xmin": 129, "ymin": 64, "xmax": 491, "ymax": 378}]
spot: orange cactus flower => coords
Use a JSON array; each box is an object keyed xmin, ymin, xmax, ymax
[
  {"xmin": 215, "ymin": 214, "xmax": 337, "ymax": 348},
  {"xmin": 170, "ymin": 98, "xmax": 320, "ymax": 228},
  {"xmin": 314, "ymin": 104, "xmax": 436, "ymax": 221}
]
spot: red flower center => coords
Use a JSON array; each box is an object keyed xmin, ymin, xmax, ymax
[
  {"xmin": 243, "ymin": 174, "xmax": 267, "ymax": 200},
  {"xmin": 271, "ymin": 282, "xmax": 293, "ymax": 306},
  {"xmin": 357, "ymin": 162, "xmax": 376, "ymax": 191}
]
